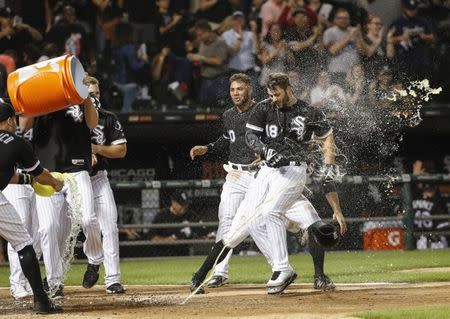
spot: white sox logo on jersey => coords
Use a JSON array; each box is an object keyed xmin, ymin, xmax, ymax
[
  {"xmin": 290, "ymin": 116, "xmax": 306, "ymax": 141},
  {"xmin": 66, "ymin": 105, "xmax": 84, "ymax": 123},
  {"xmin": 92, "ymin": 125, "xmax": 106, "ymax": 145}
]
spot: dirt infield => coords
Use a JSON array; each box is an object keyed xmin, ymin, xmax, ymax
[{"xmin": 1, "ymin": 282, "xmax": 449, "ymax": 319}]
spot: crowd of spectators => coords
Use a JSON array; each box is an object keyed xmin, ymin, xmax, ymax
[{"xmin": 0, "ymin": 0, "xmax": 448, "ymax": 113}]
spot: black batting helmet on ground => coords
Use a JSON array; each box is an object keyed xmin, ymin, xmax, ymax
[{"xmin": 310, "ymin": 220, "xmax": 340, "ymax": 248}]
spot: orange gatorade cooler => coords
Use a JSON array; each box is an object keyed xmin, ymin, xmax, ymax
[
  {"xmin": 7, "ymin": 55, "xmax": 89, "ymax": 116},
  {"xmin": 362, "ymin": 221, "xmax": 404, "ymax": 250}
]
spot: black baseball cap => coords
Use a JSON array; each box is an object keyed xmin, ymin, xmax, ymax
[
  {"xmin": 171, "ymin": 190, "xmax": 191, "ymax": 205},
  {"xmin": 401, "ymin": 0, "xmax": 418, "ymax": 9},
  {"xmin": 0, "ymin": 98, "xmax": 20, "ymax": 122}
]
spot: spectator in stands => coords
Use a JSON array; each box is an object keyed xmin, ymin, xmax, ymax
[
  {"xmin": 150, "ymin": 190, "xmax": 206, "ymax": 256},
  {"xmin": 187, "ymin": 19, "xmax": 229, "ymax": 104},
  {"xmin": 260, "ymin": 0, "xmax": 286, "ymax": 38},
  {"xmin": 345, "ymin": 63, "xmax": 369, "ymax": 108},
  {"xmin": 323, "ymin": 7, "xmax": 363, "ymax": 85},
  {"xmin": 111, "ymin": 22, "xmax": 150, "ymax": 113},
  {"xmin": 368, "ymin": 65, "xmax": 398, "ymax": 108},
  {"xmin": 278, "ymin": 0, "xmax": 317, "ymax": 30},
  {"xmin": 360, "ymin": 14, "xmax": 396, "ymax": 79},
  {"xmin": 411, "ymin": 160, "xmax": 449, "ymax": 250},
  {"xmin": 258, "ymin": 22, "xmax": 294, "ymax": 86},
  {"xmin": 0, "ymin": 7, "xmax": 43, "ymax": 66},
  {"xmin": 92, "ymin": 0, "xmax": 124, "ymax": 56},
  {"xmin": 151, "ymin": 46, "xmax": 192, "ymax": 104},
  {"xmin": 221, "ymin": 11, "xmax": 260, "ymax": 88},
  {"xmin": 46, "ymin": 5, "xmax": 92, "ymax": 66},
  {"xmin": 310, "ymin": 70, "xmax": 346, "ymax": 112},
  {"xmin": 155, "ymin": 0, "xmax": 190, "ymax": 57},
  {"xmin": 306, "ymin": 0, "xmax": 333, "ymax": 28},
  {"xmin": 285, "ymin": 8, "xmax": 323, "ymax": 88},
  {"xmin": 390, "ymin": 0, "xmax": 434, "ymax": 80}
]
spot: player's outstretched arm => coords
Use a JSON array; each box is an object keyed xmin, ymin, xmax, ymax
[
  {"xmin": 92, "ymin": 143, "xmax": 127, "ymax": 159},
  {"xmin": 325, "ymin": 192, "xmax": 347, "ymax": 235},
  {"xmin": 83, "ymin": 96, "xmax": 99, "ymax": 129},
  {"xmin": 190, "ymin": 145, "xmax": 208, "ymax": 160}
]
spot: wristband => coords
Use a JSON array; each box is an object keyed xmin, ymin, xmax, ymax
[{"xmin": 18, "ymin": 173, "xmax": 33, "ymax": 184}]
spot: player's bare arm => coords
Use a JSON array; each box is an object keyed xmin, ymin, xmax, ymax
[
  {"xmin": 33, "ymin": 169, "xmax": 64, "ymax": 192},
  {"xmin": 190, "ymin": 145, "xmax": 208, "ymax": 160},
  {"xmin": 317, "ymin": 134, "xmax": 347, "ymax": 234},
  {"xmin": 83, "ymin": 96, "xmax": 99, "ymax": 129},
  {"xmin": 325, "ymin": 192, "xmax": 347, "ymax": 235},
  {"xmin": 92, "ymin": 143, "xmax": 127, "ymax": 159}
]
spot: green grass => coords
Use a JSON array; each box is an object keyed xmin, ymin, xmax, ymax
[
  {"xmin": 0, "ymin": 249, "xmax": 449, "ymax": 287},
  {"xmin": 354, "ymin": 306, "xmax": 450, "ymax": 319}
]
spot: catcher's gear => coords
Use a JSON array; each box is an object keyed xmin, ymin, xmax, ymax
[{"xmin": 310, "ymin": 220, "xmax": 339, "ymax": 248}]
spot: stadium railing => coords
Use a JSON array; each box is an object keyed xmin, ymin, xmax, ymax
[{"xmin": 111, "ymin": 174, "xmax": 450, "ymax": 251}]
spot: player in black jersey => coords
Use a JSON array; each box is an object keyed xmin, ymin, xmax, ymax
[
  {"xmin": 189, "ymin": 73, "xmax": 346, "ymax": 296},
  {"xmin": 82, "ymin": 76, "xmax": 127, "ymax": 293},
  {"xmin": 0, "ymin": 99, "xmax": 63, "ymax": 314},
  {"xmin": 244, "ymin": 73, "xmax": 346, "ymax": 292},
  {"xmin": 30, "ymin": 81, "xmax": 99, "ymax": 297},
  {"xmin": 190, "ymin": 73, "xmax": 263, "ymax": 290}
]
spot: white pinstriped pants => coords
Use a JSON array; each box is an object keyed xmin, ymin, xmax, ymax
[
  {"xmin": 214, "ymin": 164, "xmax": 255, "ymax": 278},
  {"xmin": 225, "ymin": 164, "xmax": 307, "ymax": 273},
  {"xmin": 0, "ymin": 191, "xmax": 33, "ymax": 253},
  {"xmin": 90, "ymin": 170, "xmax": 121, "ymax": 286},
  {"xmin": 36, "ymin": 171, "xmax": 102, "ymax": 286},
  {"xmin": 2, "ymin": 185, "xmax": 41, "ymax": 292}
]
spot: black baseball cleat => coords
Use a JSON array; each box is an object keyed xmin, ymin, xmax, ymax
[
  {"xmin": 207, "ymin": 275, "xmax": 229, "ymax": 288},
  {"xmin": 106, "ymin": 283, "xmax": 126, "ymax": 294},
  {"xmin": 33, "ymin": 297, "xmax": 63, "ymax": 314},
  {"xmin": 82, "ymin": 264, "xmax": 100, "ymax": 288},
  {"xmin": 313, "ymin": 274, "xmax": 336, "ymax": 291},
  {"xmin": 190, "ymin": 273, "xmax": 205, "ymax": 294}
]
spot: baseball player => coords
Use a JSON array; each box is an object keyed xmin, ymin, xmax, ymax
[
  {"xmin": 81, "ymin": 76, "xmax": 126, "ymax": 293},
  {"xmin": 190, "ymin": 73, "xmax": 344, "ymax": 295},
  {"xmin": 190, "ymin": 73, "xmax": 262, "ymax": 289},
  {"xmin": 4, "ymin": 117, "xmax": 41, "ymax": 299},
  {"xmin": 31, "ymin": 82, "xmax": 99, "ymax": 297},
  {"xmin": 0, "ymin": 99, "xmax": 63, "ymax": 314}
]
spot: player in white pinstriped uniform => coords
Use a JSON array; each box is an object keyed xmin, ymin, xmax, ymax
[
  {"xmin": 3, "ymin": 121, "xmax": 41, "ymax": 299},
  {"xmin": 81, "ymin": 76, "xmax": 126, "ymax": 293},
  {"xmin": 190, "ymin": 73, "xmax": 346, "ymax": 295},
  {"xmin": 242, "ymin": 73, "xmax": 345, "ymax": 294},
  {"xmin": 0, "ymin": 100, "xmax": 62, "ymax": 314},
  {"xmin": 31, "ymin": 92, "xmax": 99, "ymax": 297},
  {"xmin": 190, "ymin": 74, "xmax": 262, "ymax": 288}
]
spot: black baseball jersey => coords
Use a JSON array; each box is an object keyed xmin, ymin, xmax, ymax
[
  {"xmin": 91, "ymin": 107, "xmax": 127, "ymax": 175},
  {"xmin": 207, "ymin": 104, "xmax": 257, "ymax": 165},
  {"xmin": 0, "ymin": 129, "xmax": 44, "ymax": 191},
  {"xmin": 246, "ymin": 99, "xmax": 332, "ymax": 158},
  {"xmin": 32, "ymin": 101, "xmax": 96, "ymax": 173}
]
